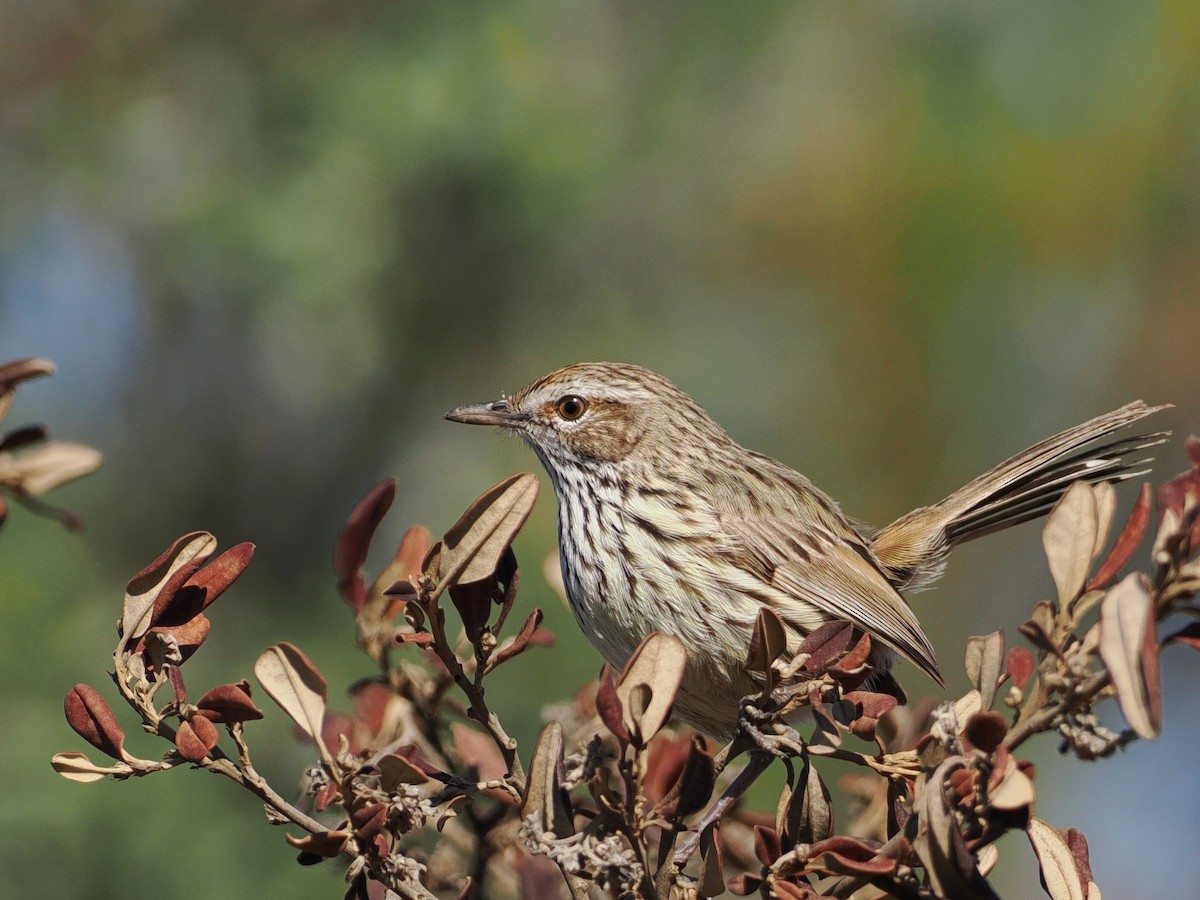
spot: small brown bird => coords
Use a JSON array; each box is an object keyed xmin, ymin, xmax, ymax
[{"xmin": 447, "ymin": 363, "xmax": 1166, "ymax": 738}]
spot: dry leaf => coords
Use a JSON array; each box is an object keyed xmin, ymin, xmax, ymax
[
  {"xmin": 964, "ymin": 631, "xmax": 1005, "ymax": 710},
  {"xmin": 122, "ymin": 532, "xmax": 218, "ymax": 644},
  {"xmin": 63, "ymin": 684, "xmax": 126, "ymax": 761},
  {"xmin": 1043, "ymin": 482, "xmax": 1098, "ymax": 606},
  {"xmin": 3, "ymin": 441, "xmax": 102, "ymax": 494},
  {"xmin": 254, "ymin": 642, "xmax": 334, "ymax": 767},
  {"xmin": 1098, "ymin": 574, "xmax": 1158, "ymax": 739},
  {"xmin": 1027, "ymin": 818, "xmax": 1086, "ymax": 900},
  {"xmin": 50, "ymin": 751, "xmax": 134, "ymax": 783},
  {"xmin": 440, "ymin": 473, "xmax": 538, "ymax": 586},
  {"xmin": 522, "ymin": 721, "xmax": 572, "ymax": 839},
  {"xmin": 615, "ymin": 633, "xmax": 687, "ymax": 746}
]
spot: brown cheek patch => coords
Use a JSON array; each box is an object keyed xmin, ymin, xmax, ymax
[{"xmin": 563, "ymin": 401, "xmax": 643, "ymax": 461}]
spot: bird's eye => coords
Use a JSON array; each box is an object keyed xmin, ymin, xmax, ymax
[{"xmin": 555, "ymin": 395, "xmax": 588, "ymax": 421}]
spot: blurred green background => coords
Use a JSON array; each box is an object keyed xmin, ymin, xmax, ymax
[{"xmin": 2, "ymin": 1, "xmax": 1198, "ymax": 897}]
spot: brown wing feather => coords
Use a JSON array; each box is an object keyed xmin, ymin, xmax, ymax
[{"xmin": 721, "ymin": 514, "xmax": 944, "ymax": 686}]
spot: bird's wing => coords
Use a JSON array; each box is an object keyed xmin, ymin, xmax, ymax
[{"xmin": 721, "ymin": 513, "xmax": 944, "ymax": 686}]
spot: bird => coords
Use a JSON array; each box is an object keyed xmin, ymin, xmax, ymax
[{"xmin": 446, "ymin": 363, "xmax": 1167, "ymax": 739}]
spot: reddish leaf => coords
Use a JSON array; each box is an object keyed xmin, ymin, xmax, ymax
[
  {"xmin": 176, "ymin": 716, "xmax": 219, "ymax": 762},
  {"xmin": 286, "ymin": 829, "xmax": 350, "ymax": 861},
  {"xmin": 0, "ymin": 356, "xmax": 55, "ymax": 391},
  {"xmin": 395, "ymin": 630, "xmax": 435, "ymax": 648},
  {"xmin": 643, "ymin": 731, "xmax": 692, "ymax": 804},
  {"xmin": 1006, "ymin": 647, "xmax": 1036, "ymax": 689},
  {"xmin": 516, "ymin": 853, "xmax": 568, "ymax": 900},
  {"xmin": 1063, "ymin": 828, "xmax": 1095, "ymax": 895},
  {"xmin": 798, "ymin": 620, "xmax": 854, "ymax": 672},
  {"xmin": 726, "ymin": 873, "xmax": 763, "ymax": 896},
  {"xmin": 196, "ymin": 681, "xmax": 263, "ymax": 723},
  {"xmin": 64, "ymin": 685, "xmax": 125, "ymax": 760},
  {"xmin": 351, "ymin": 803, "xmax": 388, "ymax": 843},
  {"xmin": 320, "ymin": 710, "xmax": 358, "ymax": 756},
  {"xmin": 314, "ymin": 781, "xmax": 340, "ymax": 813},
  {"xmin": 655, "ymin": 734, "xmax": 715, "ymax": 818},
  {"xmin": 841, "ymin": 690, "xmax": 898, "ymax": 741},
  {"xmin": 1087, "ymin": 482, "xmax": 1151, "ymax": 591},
  {"xmin": 753, "ymin": 824, "xmax": 781, "ymax": 866},
  {"xmin": 829, "ymin": 632, "xmax": 873, "ymax": 686},
  {"xmin": 595, "ymin": 664, "xmax": 629, "ymax": 743},
  {"xmin": 963, "ymin": 711, "xmax": 1009, "ymax": 753},
  {"xmin": 145, "ymin": 614, "xmax": 212, "ymax": 666},
  {"xmin": 490, "ymin": 608, "xmax": 547, "ymax": 669},
  {"xmin": 349, "ymin": 679, "xmax": 393, "ymax": 737},
  {"xmin": 1165, "ymin": 621, "xmax": 1200, "ymax": 650},
  {"xmin": 806, "ymin": 836, "xmax": 894, "ymax": 877},
  {"xmin": 1141, "ymin": 590, "xmax": 1163, "ymax": 737},
  {"xmin": 391, "ymin": 744, "xmax": 446, "ymax": 779},
  {"xmin": 452, "ymin": 723, "xmax": 507, "ymax": 781},
  {"xmin": 335, "ymin": 480, "xmax": 396, "ymax": 611}
]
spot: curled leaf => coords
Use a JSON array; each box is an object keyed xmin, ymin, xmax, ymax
[
  {"xmin": 122, "ymin": 532, "xmax": 218, "ymax": 644},
  {"xmin": 1027, "ymin": 818, "xmax": 1086, "ymax": 900},
  {"xmin": 175, "ymin": 716, "xmax": 219, "ymax": 763},
  {"xmin": 254, "ymin": 642, "xmax": 333, "ymax": 767},
  {"xmin": 1098, "ymin": 574, "xmax": 1159, "ymax": 739},
  {"xmin": 522, "ymin": 721, "xmax": 572, "ymax": 839},
  {"xmin": 964, "ymin": 631, "xmax": 1005, "ymax": 710},
  {"xmin": 745, "ymin": 607, "xmax": 788, "ymax": 692},
  {"xmin": 335, "ymin": 480, "xmax": 396, "ymax": 610},
  {"xmin": 1043, "ymin": 482, "xmax": 1098, "ymax": 606},
  {"xmin": 615, "ymin": 633, "xmax": 688, "ymax": 746},
  {"xmin": 1087, "ymin": 483, "xmax": 1151, "ymax": 591},
  {"xmin": 196, "ymin": 681, "xmax": 264, "ymax": 723},
  {"xmin": 51, "ymin": 751, "xmax": 134, "ymax": 783},
  {"xmin": 440, "ymin": 473, "xmax": 539, "ymax": 586},
  {"xmin": 64, "ymin": 685, "xmax": 126, "ymax": 761}
]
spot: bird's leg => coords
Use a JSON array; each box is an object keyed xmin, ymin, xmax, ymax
[{"xmin": 735, "ymin": 691, "xmax": 808, "ymax": 759}]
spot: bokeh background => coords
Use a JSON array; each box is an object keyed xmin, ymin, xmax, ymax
[{"xmin": 2, "ymin": 1, "xmax": 1198, "ymax": 897}]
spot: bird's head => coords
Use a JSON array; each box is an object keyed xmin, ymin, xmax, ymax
[{"xmin": 446, "ymin": 362, "xmax": 726, "ymax": 473}]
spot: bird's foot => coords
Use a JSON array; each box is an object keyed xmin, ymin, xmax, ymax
[{"xmin": 736, "ymin": 694, "xmax": 806, "ymax": 759}]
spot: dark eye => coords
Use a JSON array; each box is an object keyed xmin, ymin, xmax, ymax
[{"xmin": 555, "ymin": 395, "xmax": 588, "ymax": 420}]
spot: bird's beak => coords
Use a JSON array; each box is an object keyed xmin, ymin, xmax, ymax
[{"xmin": 445, "ymin": 399, "xmax": 527, "ymax": 427}]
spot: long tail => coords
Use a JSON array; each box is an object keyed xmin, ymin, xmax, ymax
[{"xmin": 871, "ymin": 401, "xmax": 1171, "ymax": 590}]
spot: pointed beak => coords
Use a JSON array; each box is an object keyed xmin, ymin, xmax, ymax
[{"xmin": 444, "ymin": 399, "xmax": 528, "ymax": 427}]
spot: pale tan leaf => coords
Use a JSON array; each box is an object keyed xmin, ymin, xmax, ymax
[
  {"xmin": 615, "ymin": 633, "xmax": 688, "ymax": 746},
  {"xmin": 5, "ymin": 441, "xmax": 102, "ymax": 494},
  {"xmin": 0, "ymin": 356, "xmax": 55, "ymax": 421},
  {"xmin": 954, "ymin": 689, "xmax": 983, "ymax": 730},
  {"xmin": 977, "ymin": 844, "xmax": 999, "ymax": 878},
  {"xmin": 122, "ymin": 532, "xmax": 217, "ymax": 643},
  {"xmin": 1043, "ymin": 482, "xmax": 1098, "ymax": 606},
  {"xmin": 254, "ymin": 642, "xmax": 333, "ymax": 766},
  {"xmin": 1091, "ymin": 482, "xmax": 1116, "ymax": 563},
  {"xmin": 441, "ymin": 473, "xmax": 539, "ymax": 585},
  {"xmin": 51, "ymin": 751, "xmax": 134, "ymax": 783},
  {"xmin": 989, "ymin": 757, "xmax": 1035, "ymax": 811},
  {"xmin": 1087, "ymin": 882, "xmax": 1102, "ymax": 900},
  {"xmin": 1027, "ymin": 818, "xmax": 1086, "ymax": 900},
  {"xmin": 1098, "ymin": 574, "xmax": 1157, "ymax": 739},
  {"xmin": 964, "ymin": 631, "xmax": 1005, "ymax": 710}
]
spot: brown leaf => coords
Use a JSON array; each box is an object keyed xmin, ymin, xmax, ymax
[
  {"xmin": 122, "ymin": 532, "xmax": 218, "ymax": 644},
  {"xmin": 1006, "ymin": 647, "xmax": 1036, "ymax": 689},
  {"xmin": 448, "ymin": 579, "xmax": 493, "ymax": 643},
  {"xmin": 1098, "ymin": 574, "xmax": 1158, "ymax": 739},
  {"xmin": 350, "ymin": 803, "xmax": 388, "ymax": 843},
  {"xmin": 657, "ymin": 734, "xmax": 715, "ymax": 819},
  {"xmin": 522, "ymin": 721, "xmax": 573, "ymax": 839},
  {"xmin": 286, "ymin": 829, "xmax": 350, "ymax": 861},
  {"xmin": 366, "ymin": 525, "xmax": 434, "ymax": 621},
  {"xmin": 698, "ymin": 823, "xmax": 725, "ymax": 898},
  {"xmin": 963, "ymin": 711, "xmax": 1009, "ymax": 754},
  {"xmin": 753, "ymin": 824, "xmax": 781, "ymax": 866},
  {"xmin": 0, "ymin": 423, "xmax": 48, "ymax": 452},
  {"xmin": 780, "ymin": 756, "xmax": 833, "ymax": 847},
  {"xmin": 254, "ymin": 643, "xmax": 333, "ymax": 766},
  {"xmin": 1019, "ymin": 600, "xmax": 1059, "ymax": 653},
  {"xmin": 1063, "ymin": 829, "xmax": 1096, "ymax": 895},
  {"xmin": 912, "ymin": 758, "xmax": 1000, "ymax": 899},
  {"xmin": 805, "ymin": 836, "xmax": 895, "ymax": 877},
  {"xmin": 988, "ymin": 754, "xmax": 1035, "ymax": 813},
  {"xmin": 196, "ymin": 681, "xmax": 264, "ymax": 723},
  {"xmin": 1087, "ymin": 482, "xmax": 1151, "ymax": 591},
  {"xmin": 840, "ymin": 690, "xmax": 898, "ymax": 741},
  {"xmin": 440, "ymin": 473, "xmax": 539, "ymax": 586},
  {"xmin": 335, "ymin": 480, "xmax": 396, "ymax": 611},
  {"xmin": 175, "ymin": 716, "xmax": 219, "ymax": 762},
  {"xmin": 0, "ymin": 357, "xmax": 55, "ymax": 405},
  {"xmin": 517, "ymin": 852, "xmax": 571, "ymax": 900},
  {"xmin": 1164, "ymin": 621, "xmax": 1200, "ymax": 651},
  {"xmin": 798, "ymin": 620, "xmax": 854, "ymax": 673},
  {"xmin": 1043, "ymin": 482, "xmax": 1098, "ymax": 606},
  {"xmin": 595, "ymin": 665, "xmax": 629, "ymax": 743},
  {"xmin": 745, "ymin": 607, "xmax": 788, "ymax": 691},
  {"xmin": 615, "ymin": 632, "xmax": 688, "ymax": 746},
  {"xmin": 64, "ymin": 684, "xmax": 126, "ymax": 760},
  {"xmin": 964, "ymin": 631, "xmax": 1005, "ymax": 710},
  {"xmin": 490, "ymin": 608, "xmax": 547, "ymax": 671},
  {"xmin": 145, "ymin": 614, "xmax": 212, "ymax": 666},
  {"xmin": 1027, "ymin": 818, "xmax": 1086, "ymax": 900},
  {"xmin": 452, "ymin": 723, "xmax": 507, "ymax": 781}
]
